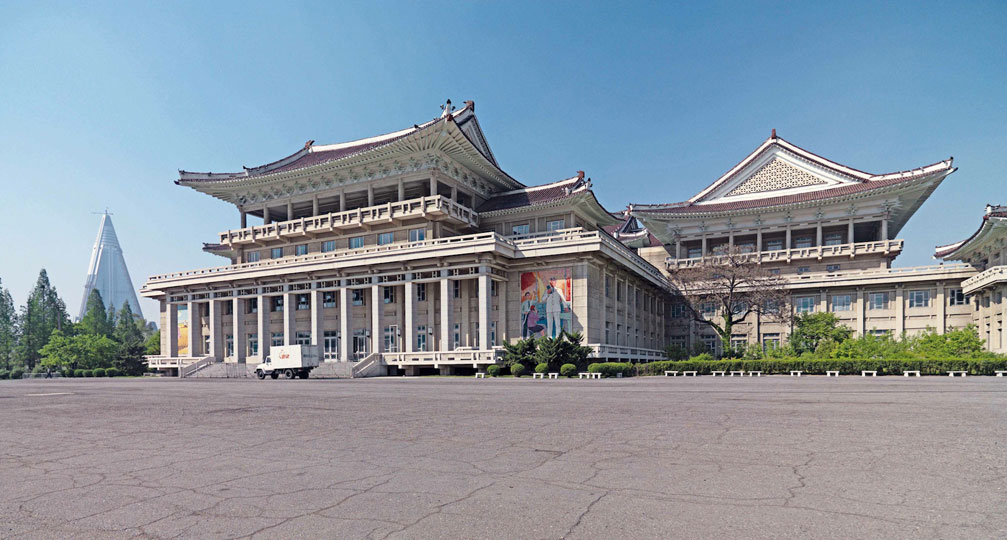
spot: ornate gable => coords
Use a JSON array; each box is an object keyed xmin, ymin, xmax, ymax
[{"xmin": 725, "ymin": 158, "xmax": 827, "ymax": 196}]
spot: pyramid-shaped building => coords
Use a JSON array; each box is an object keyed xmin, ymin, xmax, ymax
[{"xmin": 77, "ymin": 213, "xmax": 142, "ymax": 321}]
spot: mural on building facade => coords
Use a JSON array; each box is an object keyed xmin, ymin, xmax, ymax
[
  {"xmin": 520, "ymin": 268, "xmax": 572, "ymax": 338},
  {"xmin": 177, "ymin": 306, "xmax": 189, "ymax": 355}
]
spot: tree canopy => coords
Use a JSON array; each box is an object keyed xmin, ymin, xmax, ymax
[{"xmin": 17, "ymin": 269, "xmax": 70, "ymax": 370}]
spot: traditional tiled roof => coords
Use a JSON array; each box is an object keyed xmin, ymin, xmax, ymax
[
  {"xmin": 632, "ymin": 135, "xmax": 954, "ymax": 216},
  {"xmin": 935, "ymin": 204, "xmax": 1007, "ymax": 259},
  {"xmin": 477, "ymin": 173, "xmax": 589, "ymax": 213},
  {"xmin": 605, "ymin": 214, "xmax": 664, "ymax": 248}
]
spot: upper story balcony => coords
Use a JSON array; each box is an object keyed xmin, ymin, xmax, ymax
[
  {"xmin": 668, "ymin": 239, "xmax": 903, "ymax": 269},
  {"xmin": 962, "ymin": 265, "xmax": 1007, "ymax": 295},
  {"xmin": 218, "ymin": 195, "xmax": 478, "ymax": 247}
]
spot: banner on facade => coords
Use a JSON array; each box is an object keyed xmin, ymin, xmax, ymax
[{"xmin": 520, "ymin": 268, "xmax": 572, "ymax": 339}]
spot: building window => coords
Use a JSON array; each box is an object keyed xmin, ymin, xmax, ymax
[
  {"xmin": 605, "ymin": 276, "xmax": 611, "ymax": 298},
  {"xmin": 824, "ymin": 232, "xmax": 844, "ymax": 246},
  {"xmin": 826, "ymin": 264, "xmax": 841, "ymax": 272},
  {"xmin": 295, "ymin": 244, "xmax": 308, "ymax": 256},
  {"xmin": 383, "ymin": 286, "xmax": 395, "ymax": 304},
  {"xmin": 272, "ymin": 297, "xmax": 284, "ymax": 312},
  {"xmin": 409, "ymin": 228, "xmax": 426, "ymax": 242},
  {"xmin": 687, "ymin": 246, "xmax": 703, "ymax": 258},
  {"xmin": 224, "ymin": 301, "xmax": 233, "ymax": 315},
  {"xmin": 295, "ymin": 331, "xmax": 311, "ymax": 345},
  {"xmin": 616, "ymin": 282, "xmax": 623, "ymax": 302},
  {"xmin": 225, "ymin": 334, "xmax": 234, "ymax": 357},
  {"xmin": 383, "ymin": 326, "xmax": 398, "ymax": 353},
  {"xmin": 322, "ymin": 240, "xmax": 336, "ymax": 253},
  {"xmin": 271, "ymin": 247, "xmax": 283, "ymax": 259},
  {"xmin": 416, "ymin": 283, "xmax": 426, "ymax": 302},
  {"xmin": 452, "ymin": 323, "xmax": 460, "ymax": 349},
  {"xmin": 416, "ymin": 327, "xmax": 427, "ymax": 351},
  {"xmin": 271, "ymin": 332, "xmax": 283, "ymax": 347},
  {"xmin": 795, "ymin": 296, "xmax": 817, "ymax": 313},
  {"xmin": 491, "ymin": 281, "xmax": 498, "ymax": 297},
  {"xmin": 323, "ymin": 331, "xmax": 339, "ymax": 360},
  {"xmin": 738, "ymin": 242, "xmax": 756, "ymax": 254},
  {"xmin": 378, "ymin": 232, "xmax": 394, "ymax": 245},
  {"xmin": 762, "ymin": 333, "xmax": 781, "ymax": 350},
  {"xmin": 730, "ymin": 335, "xmax": 747, "ymax": 352},
  {"xmin": 490, "ymin": 321, "xmax": 497, "ymax": 346},
  {"xmin": 869, "ymin": 329, "xmax": 891, "ymax": 337},
  {"xmin": 869, "ymin": 292, "xmax": 890, "ymax": 310},
  {"xmin": 700, "ymin": 302, "xmax": 717, "ymax": 316},
  {"xmin": 908, "ymin": 290, "xmax": 930, "ymax": 308},
  {"xmin": 766, "ymin": 239, "xmax": 784, "ymax": 251},
  {"xmin": 797, "ymin": 266, "xmax": 810, "ymax": 274},
  {"xmin": 546, "ymin": 219, "xmax": 564, "ymax": 231},
  {"xmin": 246, "ymin": 251, "xmax": 260, "ymax": 263},
  {"xmin": 701, "ymin": 335, "xmax": 718, "ymax": 354},
  {"xmin": 769, "ymin": 268, "xmax": 781, "ymax": 275},
  {"xmin": 297, "ymin": 294, "xmax": 310, "ymax": 310},
  {"xmin": 948, "ymin": 288, "xmax": 967, "ymax": 306},
  {"xmin": 831, "ymin": 294, "xmax": 852, "ymax": 312},
  {"xmin": 453, "ymin": 280, "xmax": 461, "ymax": 299},
  {"xmin": 323, "ymin": 291, "xmax": 336, "ymax": 308},
  {"xmin": 247, "ymin": 334, "xmax": 258, "ymax": 356},
  {"xmin": 349, "ymin": 236, "xmax": 364, "ymax": 249},
  {"xmin": 794, "ymin": 236, "xmax": 813, "ymax": 249},
  {"xmin": 352, "ymin": 290, "xmax": 366, "ymax": 306},
  {"xmin": 605, "ymin": 322, "xmax": 611, "ymax": 344},
  {"xmin": 671, "ymin": 303, "xmax": 687, "ymax": 318},
  {"xmin": 247, "ymin": 298, "xmax": 258, "ymax": 314},
  {"xmin": 512, "ymin": 224, "xmax": 530, "ymax": 235}
]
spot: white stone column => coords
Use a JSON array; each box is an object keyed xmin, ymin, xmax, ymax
[
  {"xmin": 600, "ymin": 271, "xmax": 608, "ymax": 344},
  {"xmin": 440, "ymin": 274, "xmax": 452, "ymax": 351},
  {"xmin": 312, "ymin": 196, "xmax": 319, "ymax": 217},
  {"xmin": 286, "ymin": 200, "xmax": 294, "ymax": 221},
  {"xmin": 263, "ymin": 206, "xmax": 271, "ymax": 225},
  {"xmin": 310, "ymin": 290, "xmax": 323, "ymax": 347},
  {"xmin": 240, "ymin": 210, "xmax": 247, "ymax": 229},
  {"xmin": 461, "ymin": 279, "xmax": 471, "ymax": 347},
  {"xmin": 880, "ymin": 216, "xmax": 888, "ymax": 240},
  {"xmin": 209, "ymin": 299, "xmax": 223, "ymax": 360},
  {"xmin": 427, "ymin": 282, "xmax": 437, "ymax": 350},
  {"xmin": 166, "ymin": 303, "xmax": 179, "ymax": 357},
  {"xmin": 816, "ymin": 221, "xmax": 823, "ymax": 247},
  {"xmin": 756, "ymin": 228, "xmax": 763, "ymax": 252},
  {"xmin": 856, "ymin": 288, "xmax": 866, "ymax": 337},
  {"xmin": 404, "ymin": 277, "xmax": 415, "ymax": 353},
  {"xmin": 233, "ymin": 297, "xmax": 245, "ymax": 363},
  {"xmin": 728, "ymin": 230, "xmax": 735, "ymax": 252},
  {"xmin": 257, "ymin": 295, "xmax": 269, "ymax": 361},
  {"xmin": 339, "ymin": 190, "xmax": 346, "ymax": 212},
  {"xmin": 848, "ymin": 218, "xmax": 855, "ymax": 244},
  {"xmin": 895, "ymin": 285, "xmax": 905, "ymax": 337},
  {"xmin": 478, "ymin": 271, "xmax": 490, "ymax": 350},
  {"xmin": 701, "ymin": 235, "xmax": 707, "ymax": 258},
  {"xmin": 187, "ymin": 301, "xmax": 200, "ymax": 357},
  {"xmin": 937, "ymin": 283, "xmax": 946, "ymax": 335},
  {"xmin": 820, "ymin": 290, "xmax": 828, "ymax": 313},
  {"xmin": 397, "ymin": 179, "xmax": 405, "ymax": 202},
  {"xmin": 429, "ymin": 177, "xmax": 438, "ymax": 197},
  {"xmin": 371, "ymin": 282, "xmax": 381, "ymax": 354},
  {"xmin": 284, "ymin": 292, "xmax": 296, "ymax": 346},
  {"xmin": 339, "ymin": 285, "xmax": 350, "ymax": 362},
  {"xmin": 499, "ymin": 279, "xmax": 508, "ymax": 344},
  {"xmin": 785, "ymin": 224, "xmax": 792, "ymax": 249},
  {"xmin": 367, "ymin": 185, "xmax": 374, "ymax": 206}
]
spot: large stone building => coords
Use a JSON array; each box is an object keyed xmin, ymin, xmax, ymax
[{"xmin": 142, "ymin": 101, "xmax": 1000, "ymax": 376}]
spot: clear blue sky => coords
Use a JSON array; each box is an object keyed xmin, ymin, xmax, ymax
[{"xmin": 1, "ymin": 1, "xmax": 1005, "ymax": 323}]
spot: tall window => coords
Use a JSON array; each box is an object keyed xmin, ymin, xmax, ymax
[
  {"xmin": 416, "ymin": 283, "xmax": 426, "ymax": 302},
  {"xmin": 452, "ymin": 323, "xmax": 460, "ymax": 349},
  {"xmin": 349, "ymin": 236, "xmax": 364, "ymax": 249},
  {"xmin": 383, "ymin": 326, "xmax": 398, "ymax": 352},
  {"xmin": 700, "ymin": 302, "xmax": 717, "ymax": 316},
  {"xmin": 295, "ymin": 331, "xmax": 311, "ymax": 345},
  {"xmin": 453, "ymin": 281, "xmax": 461, "ymax": 298},
  {"xmin": 295, "ymin": 244, "xmax": 308, "ymax": 256},
  {"xmin": 794, "ymin": 236, "xmax": 813, "ymax": 249},
  {"xmin": 605, "ymin": 276, "xmax": 611, "ymax": 298},
  {"xmin": 271, "ymin": 297, "xmax": 284, "ymax": 312},
  {"xmin": 247, "ymin": 298, "xmax": 258, "ymax": 314},
  {"xmin": 225, "ymin": 335, "xmax": 234, "ymax": 357},
  {"xmin": 246, "ymin": 251, "xmax": 260, "ymax": 263},
  {"xmin": 908, "ymin": 290, "xmax": 930, "ymax": 308},
  {"xmin": 824, "ymin": 232, "xmax": 844, "ymax": 246},
  {"xmin": 322, "ymin": 240, "xmax": 336, "ymax": 253},
  {"xmin": 511, "ymin": 224, "xmax": 529, "ymax": 235},
  {"xmin": 323, "ymin": 331, "xmax": 339, "ymax": 360},
  {"xmin": 383, "ymin": 286, "xmax": 395, "ymax": 304},
  {"xmin": 378, "ymin": 232, "xmax": 394, "ymax": 245},
  {"xmin": 416, "ymin": 327, "xmax": 427, "ymax": 351},
  {"xmin": 869, "ymin": 292, "xmax": 890, "ymax": 310},
  {"xmin": 687, "ymin": 246, "xmax": 703, "ymax": 258},
  {"xmin": 409, "ymin": 228, "xmax": 426, "ymax": 242},
  {"xmin": 766, "ymin": 239, "xmax": 784, "ymax": 251},
  {"xmin": 271, "ymin": 332, "xmax": 283, "ymax": 347},
  {"xmin": 247, "ymin": 334, "xmax": 258, "ymax": 355},
  {"xmin": 826, "ymin": 264, "xmax": 841, "ymax": 272},
  {"xmin": 323, "ymin": 291, "xmax": 336, "ymax": 308},
  {"xmin": 546, "ymin": 219, "xmax": 564, "ymax": 231},
  {"xmin": 831, "ymin": 294, "xmax": 852, "ymax": 312},
  {"xmin": 352, "ymin": 290, "xmax": 366, "ymax": 306},
  {"xmin": 795, "ymin": 296, "xmax": 817, "ymax": 313},
  {"xmin": 671, "ymin": 303, "xmax": 687, "ymax": 318},
  {"xmin": 297, "ymin": 294, "xmax": 310, "ymax": 310},
  {"xmin": 490, "ymin": 321, "xmax": 497, "ymax": 346},
  {"xmin": 271, "ymin": 247, "xmax": 283, "ymax": 259},
  {"xmin": 948, "ymin": 288, "xmax": 968, "ymax": 306}
]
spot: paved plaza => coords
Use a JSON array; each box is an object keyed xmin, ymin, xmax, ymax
[{"xmin": 1, "ymin": 376, "xmax": 1005, "ymax": 539}]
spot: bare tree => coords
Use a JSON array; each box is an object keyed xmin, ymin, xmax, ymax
[{"xmin": 669, "ymin": 249, "xmax": 791, "ymax": 356}]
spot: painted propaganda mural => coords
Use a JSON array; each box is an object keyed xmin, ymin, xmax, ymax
[{"xmin": 520, "ymin": 268, "xmax": 572, "ymax": 339}]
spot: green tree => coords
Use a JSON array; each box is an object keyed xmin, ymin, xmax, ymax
[
  {"xmin": 39, "ymin": 330, "xmax": 117, "ymax": 371},
  {"xmin": 0, "ymin": 278, "xmax": 15, "ymax": 370},
  {"xmin": 144, "ymin": 330, "xmax": 161, "ymax": 356},
  {"xmin": 113, "ymin": 302, "xmax": 143, "ymax": 345},
  {"xmin": 113, "ymin": 302, "xmax": 146, "ymax": 375},
  {"xmin": 790, "ymin": 312, "xmax": 852, "ymax": 354},
  {"xmin": 911, "ymin": 326, "xmax": 986, "ymax": 357},
  {"xmin": 78, "ymin": 289, "xmax": 113, "ymax": 337},
  {"xmin": 17, "ymin": 269, "xmax": 70, "ymax": 370},
  {"xmin": 502, "ymin": 337, "xmax": 537, "ymax": 369}
]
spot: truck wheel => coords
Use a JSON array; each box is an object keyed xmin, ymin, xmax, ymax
[
  {"xmin": 256, "ymin": 370, "xmax": 266, "ymax": 380},
  {"xmin": 284, "ymin": 369, "xmax": 295, "ymax": 379},
  {"xmin": 270, "ymin": 372, "xmax": 279, "ymax": 379}
]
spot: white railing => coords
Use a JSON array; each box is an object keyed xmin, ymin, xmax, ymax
[
  {"xmin": 669, "ymin": 240, "xmax": 904, "ymax": 268},
  {"xmin": 351, "ymin": 353, "xmax": 384, "ymax": 377},
  {"xmin": 962, "ymin": 265, "xmax": 1007, "ymax": 294},
  {"xmin": 587, "ymin": 344, "xmax": 667, "ymax": 361},
  {"xmin": 382, "ymin": 348, "xmax": 504, "ymax": 365},
  {"xmin": 145, "ymin": 356, "xmax": 212, "ymax": 370},
  {"xmin": 180, "ymin": 356, "xmax": 216, "ymax": 378},
  {"xmin": 785, "ymin": 262, "xmax": 975, "ymax": 284},
  {"xmin": 219, "ymin": 196, "xmax": 478, "ymax": 245}
]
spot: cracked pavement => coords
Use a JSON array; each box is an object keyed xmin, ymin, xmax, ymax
[{"xmin": 1, "ymin": 376, "xmax": 1005, "ymax": 539}]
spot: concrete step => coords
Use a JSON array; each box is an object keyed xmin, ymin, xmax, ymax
[
  {"xmin": 311, "ymin": 361, "xmax": 354, "ymax": 379},
  {"xmin": 187, "ymin": 363, "xmax": 256, "ymax": 378}
]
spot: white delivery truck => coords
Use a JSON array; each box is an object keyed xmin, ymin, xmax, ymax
[{"xmin": 256, "ymin": 345, "xmax": 320, "ymax": 380}]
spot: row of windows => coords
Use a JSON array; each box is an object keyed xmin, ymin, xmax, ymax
[
  {"xmin": 235, "ymin": 282, "xmax": 500, "ymax": 314},
  {"xmin": 670, "ymin": 289, "xmax": 969, "ymax": 317},
  {"xmin": 231, "ymin": 323, "xmax": 500, "ymax": 356},
  {"xmin": 510, "ymin": 219, "xmax": 565, "ymax": 236},
  {"xmin": 245, "ymin": 229, "xmax": 427, "ymax": 262},
  {"xmin": 686, "ymin": 233, "xmax": 849, "ymax": 258}
]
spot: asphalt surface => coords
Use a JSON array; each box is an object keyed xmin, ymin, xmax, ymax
[{"xmin": 0, "ymin": 376, "xmax": 1005, "ymax": 540}]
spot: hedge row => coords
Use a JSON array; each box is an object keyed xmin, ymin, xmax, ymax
[
  {"xmin": 638, "ymin": 358, "xmax": 1007, "ymax": 376},
  {"xmin": 587, "ymin": 362, "xmax": 635, "ymax": 377}
]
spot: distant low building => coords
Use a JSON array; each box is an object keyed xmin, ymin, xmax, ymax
[{"xmin": 78, "ymin": 212, "xmax": 142, "ymax": 321}]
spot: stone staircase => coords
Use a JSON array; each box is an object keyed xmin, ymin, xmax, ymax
[
  {"xmin": 187, "ymin": 362, "xmax": 256, "ymax": 378},
  {"xmin": 310, "ymin": 361, "xmax": 354, "ymax": 379}
]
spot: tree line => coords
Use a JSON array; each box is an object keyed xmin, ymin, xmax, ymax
[{"xmin": 0, "ymin": 270, "xmax": 159, "ymax": 378}]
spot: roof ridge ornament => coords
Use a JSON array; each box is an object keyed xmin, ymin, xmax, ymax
[
  {"xmin": 440, "ymin": 99, "xmax": 454, "ymax": 118},
  {"xmin": 771, "ymin": 128, "xmax": 777, "ymax": 139}
]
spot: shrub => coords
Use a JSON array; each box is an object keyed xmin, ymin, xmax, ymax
[
  {"xmin": 0, "ymin": 369, "xmax": 8, "ymax": 380},
  {"xmin": 93, "ymin": 368, "xmax": 106, "ymax": 377},
  {"xmin": 62, "ymin": 369, "xmax": 74, "ymax": 378},
  {"xmin": 31, "ymin": 364, "xmax": 47, "ymax": 374},
  {"xmin": 83, "ymin": 370, "xmax": 94, "ymax": 378},
  {"xmin": 637, "ymin": 357, "xmax": 1007, "ymax": 376},
  {"xmin": 10, "ymin": 369, "xmax": 24, "ymax": 380},
  {"xmin": 587, "ymin": 362, "xmax": 634, "ymax": 377},
  {"xmin": 487, "ymin": 365, "xmax": 501, "ymax": 377},
  {"xmin": 560, "ymin": 363, "xmax": 577, "ymax": 377},
  {"xmin": 74, "ymin": 369, "xmax": 85, "ymax": 378},
  {"xmin": 535, "ymin": 363, "xmax": 549, "ymax": 374},
  {"xmin": 510, "ymin": 363, "xmax": 526, "ymax": 377},
  {"xmin": 105, "ymin": 367, "xmax": 120, "ymax": 377},
  {"xmin": 690, "ymin": 353, "xmax": 714, "ymax": 362}
]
